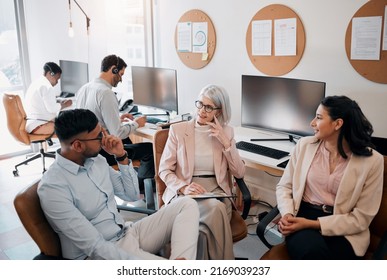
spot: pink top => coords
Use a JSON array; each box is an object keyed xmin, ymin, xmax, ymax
[{"xmin": 303, "ymin": 141, "xmax": 351, "ymax": 206}]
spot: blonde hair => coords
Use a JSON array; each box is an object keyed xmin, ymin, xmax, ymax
[{"xmin": 197, "ymin": 84, "xmax": 231, "ymax": 125}]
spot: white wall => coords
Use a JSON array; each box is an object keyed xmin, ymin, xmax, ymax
[
  {"xmin": 154, "ymin": 0, "xmax": 387, "ymax": 137},
  {"xmin": 23, "ymin": 0, "xmax": 387, "ymax": 137},
  {"xmin": 23, "ymin": 0, "xmax": 108, "ymax": 91}
]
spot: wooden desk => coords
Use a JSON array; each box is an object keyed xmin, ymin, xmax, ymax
[{"xmin": 133, "ymin": 125, "xmax": 158, "ymax": 141}]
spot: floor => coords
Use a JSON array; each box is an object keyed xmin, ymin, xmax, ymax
[
  {"xmin": 0, "ymin": 147, "xmax": 273, "ymax": 260},
  {"xmin": 0, "ymin": 152, "xmax": 51, "ymax": 260}
]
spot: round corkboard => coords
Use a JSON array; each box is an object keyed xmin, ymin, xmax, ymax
[
  {"xmin": 174, "ymin": 9, "xmax": 216, "ymax": 69},
  {"xmin": 246, "ymin": 4, "xmax": 306, "ymax": 76},
  {"xmin": 345, "ymin": 0, "xmax": 387, "ymax": 84}
]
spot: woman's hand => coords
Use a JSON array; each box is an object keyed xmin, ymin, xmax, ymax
[
  {"xmin": 277, "ymin": 214, "xmax": 296, "ymax": 236},
  {"xmin": 179, "ymin": 182, "xmax": 207, "ymax": 195},
  {"xmin": 277, "ymin": 214, "xmax": 320, "ymax": 236},
  {"xmin": 206, "ymin": 116, "xmax": 231, "ymax": 149}
]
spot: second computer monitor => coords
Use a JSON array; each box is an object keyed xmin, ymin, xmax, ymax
[
  {"xmin": 241, "ymin": 75, "xmax": 326, "ymax": 137},
  {"xmin": 131, "ymin": 66, "xmax": 178, "ymax": 113},
  {"xmin": 59, "ymin": 60, "xmax": 89, "ymax": 95}
]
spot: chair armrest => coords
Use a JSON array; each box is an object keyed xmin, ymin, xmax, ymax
[
  {"xmin": 233, "ymin": 177, "xmax": 251, "ymax": 220},
  {"xmin": 117, "ymin": 204, "xmax": 156, "ymax": 215},
  {"xmin": 144, "ymin": 178, "xmax": 156, "ymax": 210},
  {"xmin": 117, "ymin": 178, "xmax": 157, "ymax": 215},
  {"xmin": 373, "ymin": 230, "xmax": 387, "ymax": 260},
  {"xmin": 117, "ymin": 178, "xmax": 156, "ymax": 216},
  {"xmin": 256, "ymin": 206, "xmax": 280, "ymax": 249}
]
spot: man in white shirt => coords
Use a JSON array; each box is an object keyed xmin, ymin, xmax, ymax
[
  {"xmin": 25, "ymin": 62, "xmax": 72, "ymax": 134},
  {"xmin": 76, "ymin": 55, "xmax": 154, "ymax": 190}
]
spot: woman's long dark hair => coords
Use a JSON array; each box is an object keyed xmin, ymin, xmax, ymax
[{"xmin": 321, "ymin": 95, "xmax": 374, "ymax": 158}]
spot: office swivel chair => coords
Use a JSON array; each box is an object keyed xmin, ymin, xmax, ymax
[
  {"xmin": 256, "ymin": 155, "xmax": 387, "ymax": 260},
  {"xmin": 144, "ymin": 128, "xmax": 252, "ymax": 243},
  {"xmin": 14, "ymin": 179, "xmax": 156, "ymax": 260},
  {"xmin": 3, "ymin": 94, "xmax": 55, "ymax": 176}
]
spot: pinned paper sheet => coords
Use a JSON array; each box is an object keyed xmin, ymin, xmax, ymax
[
  {"xmin": 274, "ymin": 18, "xmax": 297, "ymax": 56},
  {"xmin": 177, "ymin": 22, "xmax": 192, "ymax": 52},
  {"xmin": 192, "ymin": 22, "xmax": 208, "ymax": 53},
  {"xmin": 201, "ymin": 53, "xmax": 208, "ymax": 61},
  {"xmin": 351, "ymin": 16, "xmax": 382, "ymax": 60},
  {"xmin": 252, "ymin": 20, "xmax": 272, "ymax": 56}
]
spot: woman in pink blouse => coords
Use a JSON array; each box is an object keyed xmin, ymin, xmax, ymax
[
  {"xmin": 159, "ymin": 85, "xmax": 245, "ymax": 259},
  {"xmin": 276, "ymin": 95, "xmax": 383, "ymax": 259}
]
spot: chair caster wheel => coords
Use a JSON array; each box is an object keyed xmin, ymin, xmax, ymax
[{"xmin": 13, "ymin": 170, "xmax": 19, "ymax": 177}]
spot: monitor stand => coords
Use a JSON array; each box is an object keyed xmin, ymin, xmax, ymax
[{"xmin": 250, "ymin": 134, "xmax": 297, "ymax": 145}]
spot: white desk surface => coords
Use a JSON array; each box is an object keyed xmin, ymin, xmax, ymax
[
  {"xmin": 233, "ymin": 126, "xmax": 295, "ymax": 174},
  {"xmin": 135, "ymin": 123, "xmax": 159, "ymax": 140},
  {"xmin": 135, "ymin": 124, "xmax": 295, "ymax": 175}
]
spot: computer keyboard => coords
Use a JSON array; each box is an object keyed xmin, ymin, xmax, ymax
[
  {"xmin": 59, "ymin": 92, "xmax": 75, "ymax": 98},
  {"xmin": 236, "ymin": 141, "xmax": 289, "ymax": 159},
  {"xmin": 146, "ymin": 117, "xmax": 167, "ymax": 124}
]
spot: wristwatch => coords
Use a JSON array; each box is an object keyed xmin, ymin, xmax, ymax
[{"xmin": 115, "ymin": 151, "xmax": 128, "ymax": 162}]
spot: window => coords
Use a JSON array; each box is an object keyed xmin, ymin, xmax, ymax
[
  {"xmin": 104, "ymin": 0, "xmax": 153, "ymax": 100},
  {"xmin": 0, "ymin": 0, "xmax": 154, "ymax": 158},
  {"xmin": 135, "ymin": 48, "xmax": 143, "ymax": 59},
  {"xmin": 0, "ymin": 0, "xmax": 24, "ymax": 93},
  {"xmin": 0, "ymin": 0, "xmax": 30, "ymax": 158}
]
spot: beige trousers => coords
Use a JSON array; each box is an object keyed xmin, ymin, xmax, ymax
[{"xmin": 116, "ymin": 196, "xmax": 199, "ymax": 260}]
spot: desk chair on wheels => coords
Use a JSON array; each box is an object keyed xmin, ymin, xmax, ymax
[
  {"xmin": 144, "ymin": 128, "xmax": 252, "ymax": 244},
  {"xmin": 3, "ymin": 94, "xmax": 55, "ymax": 176},
  {"xmin": 256, "ymin": 155, "xmax": 387, "ymax": 260}
]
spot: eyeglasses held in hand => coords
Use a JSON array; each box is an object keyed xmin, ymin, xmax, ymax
[{"xmin": 195, "ymin": 100, "xmax": 221, "ymax": 113}]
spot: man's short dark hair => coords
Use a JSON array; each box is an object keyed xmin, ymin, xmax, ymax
[
  {"xmin": 100, "ymin": 54, "xmax": 127, "ymax": 72},
  {"xmin": 55, "ymin": 109, "xmax": 99, "ymax": 142},
  {"xmin": 44, "ymin": 62, "xmax": 62, "ymax": 75}
]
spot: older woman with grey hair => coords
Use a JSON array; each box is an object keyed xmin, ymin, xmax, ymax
[{"xmin": 159, "ymin": 84, "xmax": 245, "ymax": 260}]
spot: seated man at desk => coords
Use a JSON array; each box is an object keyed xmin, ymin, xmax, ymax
[
  {"xmin": 25, "ymin": 62, "xmax": 72, "ymax": 134},
  {"xmin": 76, "ymin": 55, "xmax": 154, "ymax": 189}
]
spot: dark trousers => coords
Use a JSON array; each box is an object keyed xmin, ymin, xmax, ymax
[
  {"xmin": 285, "ymin": 201, "xmax": 359, "ymax": 260},
  {"xmin": 100, "ymin": 137, "xmax": 155, "ymax": 193}
]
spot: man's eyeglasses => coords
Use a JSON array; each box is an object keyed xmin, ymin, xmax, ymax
[
  {"xmin": 70, "ymin": 131, "xmax": 103, "ymax": 145},
  {"xmin": 195, "ymin": 100, "xmax": 221, "ymax": 113}
]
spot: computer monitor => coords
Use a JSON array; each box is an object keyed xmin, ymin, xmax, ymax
[
  {"xmin": 241, "ymin": 75, "xmax": 326, "ymax": 138},
  {"xmin": 131, "ymin": 66, "xmax": 178, "ymax": 113},
  {"xmin": 59, "ymin": 60, "xmax": 89, "ymax": 95}
]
